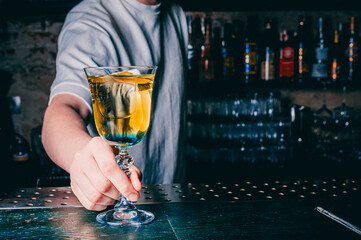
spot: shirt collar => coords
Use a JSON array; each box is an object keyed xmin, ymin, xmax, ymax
[{"xmin": 122, "ymin": 0, "xmax": 161, "ymax": 15}]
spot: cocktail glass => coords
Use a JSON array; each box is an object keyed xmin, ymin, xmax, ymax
[{"xmin": 84, "ymin": 66, "xmax": 157, "ymax": 226}]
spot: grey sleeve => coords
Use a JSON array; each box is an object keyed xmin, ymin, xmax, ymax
[{"xmin": 49, "ymin": 19, "xmax": 118, "ymax": 113}]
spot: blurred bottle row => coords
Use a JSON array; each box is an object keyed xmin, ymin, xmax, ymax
[{"xmin": 187, "ymin": 14, "xmax": 360, "ymax": 88}]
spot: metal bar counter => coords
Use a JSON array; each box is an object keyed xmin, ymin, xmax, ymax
[{"xmin": 1, "ymin": 179, "xmax": 361, "ymax": 239}]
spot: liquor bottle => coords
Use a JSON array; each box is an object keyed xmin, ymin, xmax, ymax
[
  {"xmin": 279, "ymin": 30, "xmax": 295, "ymax": 85},
  {"xmin": 11, "ymin": 133, "xmax": 32, "ymax": 187},
  {"xmin": 186, "ymin": 15, "xmax": 196, "ymax": 86},
  {"xmin": 329, "ymin": 28, "xmax": 342, "ymax": 85},
  {"xmin": 221, "ymin": 22, "xmax": 236, "ymax": 82},
  {"xmin": 212, "ymin": 26, "xmax": 223, "ymax": 81},
  {"xmin": 294, "ymin": 16, "xmax": 312, "ymax": 86},
  {"xmin": 233, "ymin": 19, "xmax": 244, "ymax": 84},
  {"xmin": 12, "ymin": 133, "xmax": 30, "ymax": 163},
  {"xmin": 259, "ymin": 17, "xmax": 276, "ymax": 87},
  {"xmin": 243, "ymin": 16, "xmax": 258, "ymax": 86},
  {"xmin": 199, "ymin": 18, "xmax": 215, "ymax": 83},
  {"xmin": 343, "ymin": 16, "xmax": 359, "ymax": 86},
  {"xmin": 311, "ymin": 17, "xmax": 329, "ymax": 86},
  {"xmin": 191, "ymin": 17, "xmax": 203, "ymax": 84}
]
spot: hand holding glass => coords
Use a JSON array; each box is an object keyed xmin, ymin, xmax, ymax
[{"xmin": 84, "ymin": 66, "xmax": 157, "ymax": 226}]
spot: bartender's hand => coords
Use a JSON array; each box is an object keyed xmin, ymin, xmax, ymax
[{"xmin": 69, "ymin": 137, "xmax": 142, "ymax": 211}]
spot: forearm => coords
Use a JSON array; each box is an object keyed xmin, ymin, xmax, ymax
[{"xmin": 42, "ymin": 94, "xmax": 92, "ymax": 173}]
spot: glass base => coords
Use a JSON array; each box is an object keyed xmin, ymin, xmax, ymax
[{"xmin": 96, "ymin": 208, "xmax": 155, "ymax": 226}]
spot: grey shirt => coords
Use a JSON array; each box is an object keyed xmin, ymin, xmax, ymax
[{"xmin": 50, "ymin": 0, "xmax": 188, "ymax": 184}]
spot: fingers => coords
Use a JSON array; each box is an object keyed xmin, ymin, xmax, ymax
[
  {"xmin": 71, "ymin": 177, "xmax": 115, "ymax": 211},
  {"xmin": 70, "ymin": 150, "xmax": 116, "ymax": 211},
  {"xmin": 72, "ymin": 164, "xmax": 117, "ymax": 205},
  {"xmin": 79, "ymin": 152, "xmax": 120, "ymax": 200},
  {"xmin": 70, "ymin": 137, "xmax": 142, "ymax": 210},
  {"xmin": 85, "ymin": 138, "xmax": 139, "ymax": 201}
]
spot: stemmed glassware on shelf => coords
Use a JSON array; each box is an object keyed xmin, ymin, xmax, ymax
[
  {"xmin": 333, "ymin": 84, "xmax": 353, "ymax": 118},
  {"xmin": 331, "ymin": 82, "xmax": 354, "ymax": 161},
  {"xmin": 315, "ymin": 81, "xmax": 333, "ymax": 117},
  {"xmin": 84, "ymin": 66, "xmax": 157, "ymax": 226},
  {"xmin": 312, "ymin": 80, "xmax": 333, "ymax": 158}
]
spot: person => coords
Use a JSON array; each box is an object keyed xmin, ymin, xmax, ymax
[{"xmin": 42, "ymin": 0, "xmax": 187, "ymax": 211}]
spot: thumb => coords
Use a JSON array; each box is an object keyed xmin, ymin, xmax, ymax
[{"xmin": 129, "ymin": 165, "xmax": 142, "ymax": 192}]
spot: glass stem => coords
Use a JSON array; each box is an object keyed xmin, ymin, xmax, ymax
[
  {"xmin": 115, "ymin": 148, "xmax": 134, "ymax": 176},
  {"xmin": 113, "ymin": 148, "xmax": 137, "ymax": 220}
]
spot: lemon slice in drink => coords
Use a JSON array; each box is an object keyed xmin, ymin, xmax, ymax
[{"xmin": 111, "ymin": 72, "xmax": 154, "ymax": 84}]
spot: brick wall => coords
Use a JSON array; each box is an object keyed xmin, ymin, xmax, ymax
[{"xmin": 0, "ymin": 17, "xmax": 64, "ymax": 143}]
